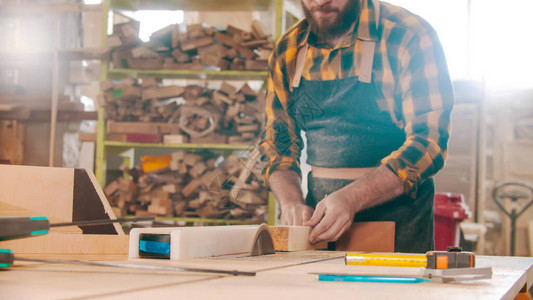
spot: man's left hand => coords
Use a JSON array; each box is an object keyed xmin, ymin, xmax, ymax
[{"xmin": 304, "ymin": 190, "xmax": 357, "ymax": 244}]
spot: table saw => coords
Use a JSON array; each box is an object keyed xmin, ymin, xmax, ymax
[{"xmin": 2, "ymin": 249, "xmax": 532, "ymax": 299}]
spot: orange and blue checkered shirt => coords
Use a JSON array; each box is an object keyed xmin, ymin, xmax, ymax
[{"xmin": 259, "ymin": 0, "xmax": 454, "ymax": 198}]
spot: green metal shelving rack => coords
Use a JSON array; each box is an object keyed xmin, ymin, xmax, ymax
[{"xmin": 95, "ymin": 0, "xmax": 301, "ymax": 226}]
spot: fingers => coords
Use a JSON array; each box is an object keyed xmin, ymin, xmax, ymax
[
  {"xmin": 281, "ymin": 213, "xmax": 296, "ymax": 226},
  {"xmin": 304, "ymin": 203, "xmax": 325, "ymax": 228},
  {"xmin": 281, "ymin": 205, "xmax": 315, "ymax": 226},
  {"xmin": 307, "ymin": 209, "xmax": 336, "ymax": 244},
  {"xmin": 331, "ymin": 219, "xmax": 352, "ymax": 242},
  {"xmin": 308, "ymin": 210, "xmax": 352, "ymax": 244},
  {"xmin": 301, "ymin": 207, "xmax": 314, "ymax": 224},
  {"xmin": 311, "ymin": 218, "xmax": 347, "ymax": 244}
]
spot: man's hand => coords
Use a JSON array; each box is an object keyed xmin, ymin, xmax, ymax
[
  {"xmin": 304, "ymin": 165, "xmax": 404, "ymax": 244},
  {"xmin": 304, "ymin": 191, "xmax": 356, "ymax": 244},
  {"xmin": 268, "ymin": 170, "xmax": 312, "ymax": 225},
  {"xmin": 280, "ymin": 202, "xmax": 314, "ymax": 226}
]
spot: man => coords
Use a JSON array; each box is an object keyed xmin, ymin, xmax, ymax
[{"xmin": 259, "ymin": 0, "xmax": 454, "ymax": 253}]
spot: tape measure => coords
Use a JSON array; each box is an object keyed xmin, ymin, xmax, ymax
[
  {"xmin": 346, "ymin": 247, "xmax": 475, "ymax": 269},
  {"xmin": 346, "ymin": 253, "xmax": 427, "ymax": 268}
]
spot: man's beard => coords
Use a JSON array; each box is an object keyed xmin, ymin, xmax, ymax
[{"xmin": 302, "ymin": 0, "xmax": 360, "ymax": 43}]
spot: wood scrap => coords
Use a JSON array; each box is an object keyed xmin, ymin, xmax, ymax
[
  {"xmin": 104, "ymin": 151, "xmax": 268, "ymax": 221},
  {"xmin": 101, "ymin": 77, "xmax": 264, "ymax": 144},
  {"xmin": 106, "ymin": 21, "xmax": 274, "ymax": 71}
]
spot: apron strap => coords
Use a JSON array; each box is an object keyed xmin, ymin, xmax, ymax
[
  {"xmin": 292, "ymin": 43, "xmax": 309, "ymax": 89},
  {"xmin": 359, "ymin": 40, "xmax": 375, "ymax": 83},
  {"xmin": 291, "ymin": 38, "xmax": 376, "ymax": 87}
]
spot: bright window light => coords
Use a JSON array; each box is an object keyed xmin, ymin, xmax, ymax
[
  {"xmin": 387, "ymin": 0, "xmax": 533, "ymax": 92},
  {"xmin": 121, "ymin": 10, "xmax": 184, "ymax": 42},
  {"xmin": 470, "ymin": 0, "xmax": 533, "ymax": 91},
  {"xmin": 386, "ymin": 0, "xmax": 469, "ymax": 80},
  {"xmin": 83, "ymin": 0, "xmax": 102, "ymax": 4}
]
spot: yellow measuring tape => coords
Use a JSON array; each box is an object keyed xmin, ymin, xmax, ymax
[{"xmin": 345, "ymin": 253, "xmax": 427, "ymax": 268}]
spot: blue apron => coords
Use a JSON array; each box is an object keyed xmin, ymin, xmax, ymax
[{"xmin": 289, "ymin": 43, "xmax": 434, "ymax": 253}]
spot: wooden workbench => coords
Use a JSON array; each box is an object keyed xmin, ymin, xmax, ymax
[{"xmin": 1, "ymin": 250, "xmax": 532, "ymax": 299}]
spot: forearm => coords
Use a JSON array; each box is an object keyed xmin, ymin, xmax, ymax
[
  {"xmin": 340, "ymin": 164, "xmax": 404, "ymax": 213},
  {"xmin": 268, "ymin": 170, "xmax": 305, "ymax": 207}
]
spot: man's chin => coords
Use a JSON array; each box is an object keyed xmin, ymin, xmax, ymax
[
  {"xmin": 312, "ymin": 18, "xmax": 338, "ymax": 32},
  {"xmin": 314, "ymin": 24, "xmax": 339, "ymax": 36}
]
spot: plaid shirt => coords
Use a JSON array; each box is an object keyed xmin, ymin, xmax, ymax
[{"xmin": 259, "ymin": 0, "xmax": 454, "ymax": 198}]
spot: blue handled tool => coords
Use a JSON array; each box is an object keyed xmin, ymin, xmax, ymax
[
  {"xmin": 318, "ymin": 274, "xmax": 429, "ymax": 283},
  {"xmin": 0, "ymin": 216, "xmax": 154, "ymax": 268},
  {"xmin": 0, "ymin": 216, "xmax": 154, "ymax": 241}
]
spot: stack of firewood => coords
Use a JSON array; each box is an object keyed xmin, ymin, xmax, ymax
[
  {"xmin": 104, "ymin": 149, "xmax": 268, "ymax": 221},
  {"xmin": 97, "ymin": 77, "xmax": 265, "ymax": 145},
  {"xmin": 107, "ymin": 20, "xmax": 273, "ymax": 70}
]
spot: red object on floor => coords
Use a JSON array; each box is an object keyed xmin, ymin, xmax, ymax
[{"xmin": 434, "ymin": 193, "xmax": 472, "ymax": 251}]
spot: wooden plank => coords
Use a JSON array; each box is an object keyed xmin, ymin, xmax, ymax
[
  {"xmin": 244, "ymin": 59, "xmax": 268, "ymax": 70},
  {"xmin": 529, "ymin": 221, "xmax": 533, "ymax": 257},
  {"xmin": 0, "ymin": 233, "xmax": 129, "ymax": 255},
  {"xmin": 270, "ymin": 226, "xmax": 327, "ymax": 251},
  {"xmin": 0, "ymin": 120, "xmax": 25, "ymax": 164},
  {"xmin": 1, "ymin": 259, "xmax": 217, "ymax": 300},
  {"xmin": 158, "ymin": 255, "xmax": 533, "ymax": 300},
  {"xmin": 336, "ymin": 222, "xmax": 395, "ymax": 252},
  {"xmin": 251, "ymin": 20, "xmax": 267, "ymax": 40},
  {"xmin": 180, "ymin": 36, "xmax": 214, "ymax": 52},
  {"xmin": 0, "ymin": 201, "xmax": 80, "ymax": 234},
  {"xmin": 1, "ymin": 253, "xmax": 533, "ymax": 299},
  {"xmin": 126, "ymin": 133, "xmax": 161, "ymax": 143},
  {"xmin": 219, "ymin": 82, "xmax": 237, "ymax": 98},
  {"xmin": 0, "ymin": 165, "xmax": 123, "ymax": 235},
  {"xmin": 106, "ymin": 121, "xmax": 159, "ymax": 134},
  {"xmin": 0, "ymin": 165, "xmax": 75, "ymax": 223},
  {"xmin": 78, "ymin": 131, "xmax": 96, "ymax": 142},
  {"xmin": 163, "ymin": 134, "xmax": 188, "ymax": 144},
  {"xmin": 141, "ymin": 86, "xmax": 185, "ymax": 101}
]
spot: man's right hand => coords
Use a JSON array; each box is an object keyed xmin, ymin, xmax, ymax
[
  {"xmin": 268, "ymin": 170, "xmax": 311, "ymax": 226},
  {"xmin": 279, "ymin": 203, "xmax": 314, "ymax": 226}
]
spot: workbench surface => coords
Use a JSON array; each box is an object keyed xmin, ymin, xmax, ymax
[{"xmin": 1, "ymin": 250, "xmax": 532, "ymax": 300}]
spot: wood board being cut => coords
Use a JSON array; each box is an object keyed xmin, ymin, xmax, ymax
[{"xmin": 270, "ymin": 226, "xmax": 327, "ymax": 251}]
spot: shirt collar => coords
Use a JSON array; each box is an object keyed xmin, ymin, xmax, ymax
[{"xmin": 297, "ymin": 0, "xmax": 380, "ymax": 49}]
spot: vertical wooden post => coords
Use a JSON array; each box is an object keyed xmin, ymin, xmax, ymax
[
  {"xmin": 49, "ymin": 18, "xmax": 60, "ymax": 167},
  {"xmin": 95, "ymin": 0, "xmax": 110, "ymax": 186}
]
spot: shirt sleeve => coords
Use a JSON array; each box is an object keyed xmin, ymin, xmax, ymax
[
  {"xmin": 381, "ymin": 27, "xmax": 454, "ymax": 199},
  {"xmin": 259, "ymin": 52, "xmax": 304, "ymax": 183}
]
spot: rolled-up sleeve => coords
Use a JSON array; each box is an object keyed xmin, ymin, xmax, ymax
[
  {"xmin": 381, "ymin": 26, "xmax": 454, "ymax": 198},
  {"xmin": 259, "ymin": 53, "xmax": 304, "ymax": 183}
]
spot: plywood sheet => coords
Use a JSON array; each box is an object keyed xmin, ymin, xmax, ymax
[
  {"xmin": 0, "ymin": 233, "xmax": 129, "ymax": 255},
  {"xmin": 109, "ymin": 255, "xmax": 533, "ymax": 300},
  {"xmin": 1, "ymin": 263, "xmax": 218, "ymax": 300},
  {"xmin": 0, "ymin": 165, "xmax": 75, "ymax": 223},
  {"xmin": 0, "ymin": 200, "xmax": 80, "ymax": 233},
  {"xmin": 0, "ymin": 165, "xmax": 123, "ymax": 234},
  {"xmin": 1, "ymin": 252, "xmax": 532, "ymax": 300}
]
